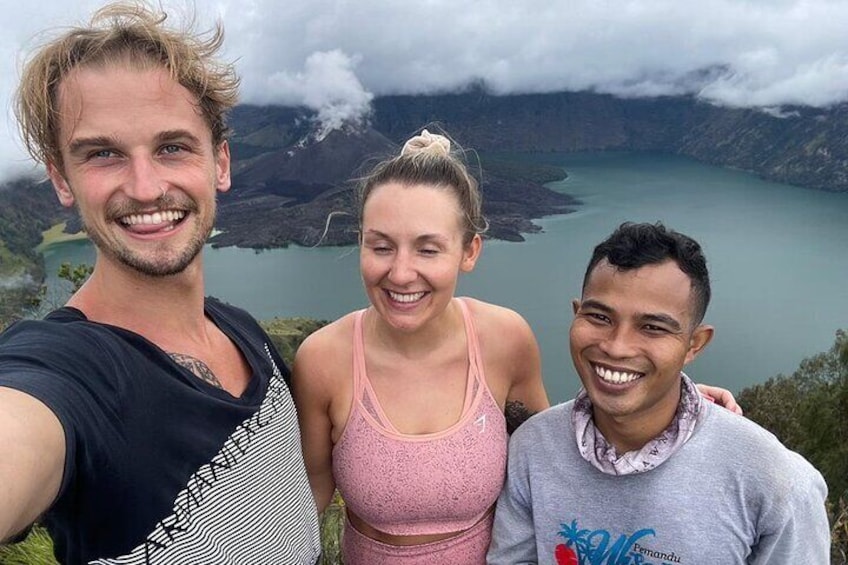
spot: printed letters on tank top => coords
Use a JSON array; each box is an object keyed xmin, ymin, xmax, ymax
[{"xmin": 90, "ymin": 343, "xmax": 320, "ymax": 565}]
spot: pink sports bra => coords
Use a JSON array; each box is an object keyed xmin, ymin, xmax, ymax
[{"xmin": 332, "ymin": 298, "xmax": 508, "ymax": 536}]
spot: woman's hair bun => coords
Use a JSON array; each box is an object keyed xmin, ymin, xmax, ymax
[{"xmin": 400, "ymin": 128, "xmax": 451, "ymax": 157}]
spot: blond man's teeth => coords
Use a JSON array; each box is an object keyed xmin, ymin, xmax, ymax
[
  {"xmin": 594, "ymin": 364, "xmax": 641, "ymax": 384},
  {"xmin": 388, "ymin": 291, "xmax": 425, "ymax": 303},
  {"xmin": 121, "ymin": 210, "xmax": 185, "ymax": 226}
]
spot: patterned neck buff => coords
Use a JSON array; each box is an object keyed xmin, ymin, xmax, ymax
[{"xmin": 571, "ymin": 372, "xmax": 705, "ymax": 476}]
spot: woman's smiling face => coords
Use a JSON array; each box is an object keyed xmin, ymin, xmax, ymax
[{"xmin": 359, "ymin": 181, "xmax": 481, "ymax": 334}]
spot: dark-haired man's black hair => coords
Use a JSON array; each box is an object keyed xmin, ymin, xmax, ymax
[{"xmin": 582, "ymin": 221, "xmax": 711, "ymax": 324}]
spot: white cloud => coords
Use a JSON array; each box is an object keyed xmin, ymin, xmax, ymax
[
  {"xmin": 2, "ymin": 0, "xmax": 848, "ymax": 177},
  {"xmin": 699, "ymin": 53, "xmax": 848, "ymax": 108},
  {"xmin": 260, "ymin": 50, "xmax": 373, "ymax": 139}
]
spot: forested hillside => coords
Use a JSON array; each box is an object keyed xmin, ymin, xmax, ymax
[
  {"xmin": 739, "ymin": 329, "xmax": 848, "ymax": 561},
  {"xmin": 0, "ymin": 179, "xmax": 68, "ymax": 325}
]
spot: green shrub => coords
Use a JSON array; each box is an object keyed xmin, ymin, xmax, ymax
[
  {"xmin": 739, "ymin": 329, "xmax": 848, "ymax": 563},
  {"xmin": 260, "ymin": 317, "xmax": 329, "ymax": 365},
  {"xmin": 0, "ymin": 526, "xmax": 57, "ymax": 565},
  {"xmin": 320, "ymin": 492, "xmax": 346, "ymax": 565}
]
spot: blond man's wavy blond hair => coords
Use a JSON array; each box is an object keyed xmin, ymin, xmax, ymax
[{"xmin": 15, "ymin": 1, "xmax": 240, "ymax": 171}]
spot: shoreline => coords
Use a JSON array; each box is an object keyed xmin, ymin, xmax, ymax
[{"xmin": 36, "ymin": 222, "xmax": 88, "ymax": 252}]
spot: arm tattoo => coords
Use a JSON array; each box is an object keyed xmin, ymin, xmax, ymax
[
  {"xmin": 168, "ymin": 353, "xmax": 223, "ymax": 389},
  {"xmin": 505, "ymin": 400, "xmax": 536, "ymax": 435}
]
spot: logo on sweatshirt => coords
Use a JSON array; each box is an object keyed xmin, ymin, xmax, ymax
[{"xmin": 554, "ymin": 520, "xmax": 681, "ymax": 565}]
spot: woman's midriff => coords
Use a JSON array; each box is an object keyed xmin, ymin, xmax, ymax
[{"xmin": 346, "ymin": 506, "xmax": 495, "ymax": 546}]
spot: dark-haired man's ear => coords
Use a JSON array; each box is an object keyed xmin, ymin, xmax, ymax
[
  {"xmin": 684, "ymin": 325, "xmax": 714, "ymax": 365},
  {"xmin": 571, "ymin": 299, "xmax": 581, "ymax": 316}
]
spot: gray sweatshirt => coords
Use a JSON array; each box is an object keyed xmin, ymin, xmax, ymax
[{"xmin": 488, "ymin": 400, "xmax": 830, "ymax": 564}]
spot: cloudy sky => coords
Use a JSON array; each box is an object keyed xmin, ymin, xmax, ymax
[{"xmin": 2, "ymin": 0, "xmax": 847, "ymax": 179}]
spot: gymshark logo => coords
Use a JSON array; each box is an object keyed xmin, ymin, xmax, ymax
[{"xmin": 475, "ymin": 414, "xmax": 486, "ymax": 433}]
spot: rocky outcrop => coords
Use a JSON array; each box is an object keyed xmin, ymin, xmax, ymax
[{"xmin": 214, "ymin": 123, "xmax": 576, "ymax": 248}]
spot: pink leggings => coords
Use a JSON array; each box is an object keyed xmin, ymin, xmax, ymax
[{"xmin": 342, "ymin": 512, "xmax": 493, "ymax": 565}]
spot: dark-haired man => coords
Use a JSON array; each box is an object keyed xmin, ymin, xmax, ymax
[{"xmin": 488, "ymin": 222, "xmax": 829, "ymax": 563}]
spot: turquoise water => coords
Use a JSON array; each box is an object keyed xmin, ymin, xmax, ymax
[{"xmin": 42, "ymin": 152, "xmax": 848, "ymax": 403}]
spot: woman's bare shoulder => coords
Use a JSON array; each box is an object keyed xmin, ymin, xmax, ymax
[
  {"xmin": 461, "ymin": 297, "xmax": 534, "ymax": 341},
  {"xmin": 459, "ymin": 298, "xmax": 547, "ymax": 418}
]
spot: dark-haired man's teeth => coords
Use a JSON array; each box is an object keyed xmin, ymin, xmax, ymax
[{"xmin": 594, "ymin": 364, "xmax": 641, "ymax": 384}]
